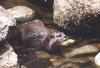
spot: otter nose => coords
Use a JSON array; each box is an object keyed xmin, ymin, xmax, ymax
[{"xmin": 64, "ymin": 35, "xmax": 67, "ymax": 38}]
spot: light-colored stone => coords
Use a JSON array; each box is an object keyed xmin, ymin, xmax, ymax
[
  {"xmin": 0, "ymin": 6, "xmax": 16, "ymax": 41},
  {"xmin": 95, "ymin": 52, "xmax": 100, "ymax": 66},
  {"xmin": 64, "ymin": 45, "xmax": 99, "ymax": 57},
  {"xmin": 0, "ymin": 43, "xmax": 18, "ymax": 68},
  {"xmin": 7, "ymin": 6, "xmax": 35, "ymax": 22},
  {"xmin": 54, "ymin": 0, "xmax": 100, "ymax": 29}
]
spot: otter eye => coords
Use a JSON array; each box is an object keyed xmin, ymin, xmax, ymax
[
  {"xmin": 38, "ymin": 21, "xmax": 41, "ymax": 23},
  {"xmin": 57, "ymin": 34, "xmax": 61, "ymax": 37},
  {"xmin": 50, "ymin": 35, "xmax": 54, "ymax": 38}
]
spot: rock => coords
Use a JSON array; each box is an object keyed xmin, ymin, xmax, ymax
[
  {"xmin": 0, "ymin": 6, "xmax": 16, "ymax": 41},
  {"xmin": 17, "ymin": 19, "xmax": 67, "ymax": 52},
  {"xmin": 17, "ymin": 48, "xmax": 51, "ymax": 64},
  {"xmin": 50, "ymin": 56, "xmax": 90, "ymax": 67},
  {"xmin": 0, "ymin": 0, "xmax": 32, "ymax": 9},
  {"xmin": 53, "ymin": 0, "xmax": 100, "ymax": 36},
  {"xmin": 0, "ymin": 42, "xmax": 18, "ymax": 68},
  {"xmin": 61, "ymin": 63, "xmax": 79, "ymax": 68},
  {"xmin": 95, "ymin": 52, "xmax": 100, "ymax": 66},
  {"xmin": 7, "ymin": 6, "xmax": 35, "ymax": 22},
  {"xmin": 35, "ymin": 51, "xmax": 50, "ymax": 59},
  {"xmin": 0, "ymin": 0, "xmax": 52, "ymax": 19},
  {"xmin": 64, "ymin": 45, "xmax": 99, "ymax": 57},
  {"xmin": 21, "ymin": 58, "xmax": 51, "ymax": 68}
]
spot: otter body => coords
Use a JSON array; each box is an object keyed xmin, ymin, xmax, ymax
[{"xmin": 18, "ymin": 19, "xmax": 66, "ymax": 51}]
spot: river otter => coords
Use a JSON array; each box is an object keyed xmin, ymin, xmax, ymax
[{"xmin": 18, "ymin": 19, "xmax": 67, "ymax": 52}]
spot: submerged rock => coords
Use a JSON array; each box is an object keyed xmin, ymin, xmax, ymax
[
  {"xmin": 35, "ymin": 51, "xmax": 50, "ymax": 59},
  {"xmin": 0, "ymin": 42, "xmax": 18, "ymax": 68},
  {"xmin": 7, "ymin": 6, "xmax": 35, "ymax": 22},
  {"xmin": 50, "ymin": 55, "xmax": 90, "ymax": 67},
  {"xmin": 64, "ymin": 44, "xmax": 99, "ymax": 57},
  {"xmin": 21, "ymin": 58, "xmax": 51, "ymax": 68}
]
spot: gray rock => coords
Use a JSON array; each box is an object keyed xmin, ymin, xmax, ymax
[
  {"xmin": 54, "ymin": 0, "xmax": 100, "ymax": 27},
  {"xmin": 53, "ymin": 0, "xmax": 100, "ymax": 34},
  {"xmin": 0, "ymin": 42, "xmax": 18, "ymax": 68},
  {"xmin": 95, "ymin": 52, "xmax": 100, "ymax": 66},
  {"xmin": 0, "ymin": 6, "xmax": 16, "ymax": 41},
  {"xmin": 7, "ymin": 6, "xmax": 35, "ymax": 22},
  {"xmin": 0, "ymin": 5, "xmax": 35, "ymax": 42},
  {"xmin": 50, "ymin": 56, "xmax": 89, "ymax": 67}
]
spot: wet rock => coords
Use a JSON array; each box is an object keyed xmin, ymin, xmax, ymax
[
  {"xmin": 17, "ymin": 48, "xmax": 51, "ymax": 64},
  {"xmin": 21, "ymin": 58, "xmax": 51, "ymax": 68},
  {"xmin": 95, "ymin": 52, "xmax": 100, "ymax": 66},
  {"xmin": 64, "ymin": 45, "xmax": 99, "ymax": 57},
  {"xmin": 35, "ymin": 51, "xmax": 50, "ymax": 59},
  {"xmin": 61, "ymin": 63, "xmax": 79, "ymax": 68},
  {"xmin": 0, "ymin": 42, "xmax": 18, "ymax": 68},
  {"xmin": 50, "ymin": 56, "xmax": 90, "ymax": 67},
  {"xmin": 17, "ymin": 19, "xmax": 67, "ymax": 52},
  {"xmin": 17, "ymin": 49, "xmax": 36, "ymax": 64},
  {"xmin": 7, "ymin": 6, "xmax": 35, "ymax": 22},
  {"xmin": 12, "ymin": 44, "xmax": 51, "ymax": 67},
  {"xmin": 0, "ymin": 6, "xmax": 16, "ymax": 41}
]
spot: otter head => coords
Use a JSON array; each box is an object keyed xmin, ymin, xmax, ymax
[{"xmin": 44, "ymin": 31, "xmax": 67, "ymax": 53}]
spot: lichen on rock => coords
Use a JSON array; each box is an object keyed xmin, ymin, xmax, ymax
[
  {"xmin": 53, "ymin": 0, "xmax": 100, "ymax": 33},
  {"xmin": 0, "ymin": 6, "xmax": 16, "ymax": 41},
  {"xmin": 0, "ymin": 42, "xmax": 18, "ymax": 68}
]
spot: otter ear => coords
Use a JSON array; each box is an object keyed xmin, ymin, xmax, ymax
[
  {"xmin": 33, "ymin": 19, "xmax": 42, "ymax": 23},
  {"xmin": 33, "ymin": 19, "xmax": 44, "ymax": 26}
]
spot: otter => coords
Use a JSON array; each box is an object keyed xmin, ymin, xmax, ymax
[{"xmin": 17, "ymin": 19, "xmax": 67, "ymax": 52}]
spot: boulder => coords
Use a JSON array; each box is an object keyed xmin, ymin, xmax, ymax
[
  {"xmin": 0, "ymin": 6, "xmax": 16, "ymax": 41},
  {"xmin": 0, "ymin": 42, "xmax": 18, "ymax": 68},
  {"xmin": 53, "ymin": 0, "xmax": 100, "ymax": 36}
]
